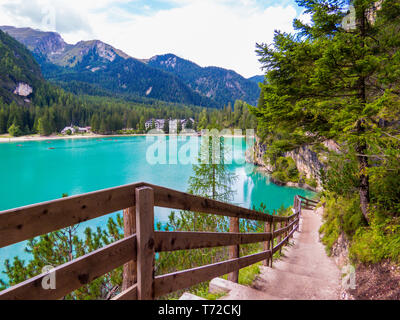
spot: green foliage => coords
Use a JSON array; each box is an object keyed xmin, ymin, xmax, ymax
[
  {"xmin": 237, "ymin": 262, "xmax": 262, "ymax": 286},
  {"xmin": 320, "ymin": 193, "xmax": 400, "ymax": 264},
  {"xmin": 270, "ymin": 156, "xmax": 299, "ymax": 184},
  {"xmin": 0, "ymin": 210, "xmax": 125, "ymax": 298},
  {"xmin": 304, "ymin": 178, "xmax": 318, "ymax": 189},
  {"xmin": 154, "ymin": 137, "xmax": 269, "ymax": 299},
  {"xmin": 148, "ymin": 54, "xmax": 261, "ymax": 107},
  {"xmin": 0, "ymin": 95, "xmax": 255, "ymax": 136},
  {"xmin": 251, "ymin": 0, "xmax": 400, "ymax": 223},
  {"xmin": 0, "ymin": 29, "xmax": 43, "ymax": 105},
  {"xmin": 188, "ymin": 134, "xmax": 238, "ymax": 203},
  {"xmin": 272, "ymin": 171, "xmax": 288, "ymax": 183},
  {"xmin": 7, "ymin": 122, "xmax": 23, "ymax": 137},
  {"xmin": 350, "ymin": 214, "xmax": 400, "ymax": 264}
]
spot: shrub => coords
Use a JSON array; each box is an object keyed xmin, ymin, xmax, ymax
[
  {"xmin": 271, "ymin": 157, "xmax": 299, "ymax": 183},
  {"xmin": 320, "ymin": 194, "xmax": 400, "ymax": 264},
  {"xmin": 349, "ymin": 214, "xmax": 400, "ymax": 264},
  {"xmin": 305, "ymin": 178, "xmax": 318, "ymax": 189},
  {"xmin": 272, "ymin": 171, "xmax": 288, "ymax": 183}
]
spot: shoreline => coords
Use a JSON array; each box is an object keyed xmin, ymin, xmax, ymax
[
  {"xmin": 0, "ymin": 133, "xmax": 246, "ymax": 143},
  {"xmin": 254, "ymin": 165, "xmax": 319, "ymax": 193}
]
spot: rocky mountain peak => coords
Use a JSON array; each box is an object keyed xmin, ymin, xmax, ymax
[{"xmin": 0, "ymin": 26, "xmax": 68, "ymax": 58}]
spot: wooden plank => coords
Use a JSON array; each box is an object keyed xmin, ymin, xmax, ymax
[
  {"xmin": 263, "ymin": 222, "xmax": 271, "ymax": 266},
  {"xmin": 228, "ymin": 217, "xmax": 239, "ymax": 283},
  {"xmin": 273, "ymin": 224, "xmax": 298, "ymax": 254},
  {"xmin": 135, "ymin": 187, "xmax": 155, "ymax": 300},
  {"xmin": 112, "ymin": 284, "xmax": 137, "ymax": 300},
  {"xmin": 122, "ymin": 206, "xmax": 137, "ymax": 291},
  {"xmin": 154, "ymin": 251, "xmax": 272, "ymax": 298},
  {"xmin": 270, "ymin": 220, "xmax": 275, "ymax": 268},
  {"xmin": 154, "ymin": 231, "xmax": 271, "ymax": 252},
  {"xmin": 298, "ymin": 196, "xmax": 319, "ymax": 204},
  {"xmin": 0, "ymin": 235, "xmax": 136, "ymax": 300},
  {"xmin": 277, "ymin": 221, "xmax": 282, "ymax": 254},
  {"xmin": 149, "ymin": 184, "xmax": 284, "ymax": 223},
  {"xmin": 0, "ymin": 182, "xmax": 145, "ymax": 248}
]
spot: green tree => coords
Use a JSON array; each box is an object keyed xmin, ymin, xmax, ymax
[
  {"xmin": 197, "ymin": 109, "xmax": 208, "ymax": 130},
  {"xmin": 177, "ymin": 120, "xmax": 183, "ymax": 134},
  {"xmin": 163, "ymin": 119, "xmax": 170, "ymax": 134},
  {"xmin": 252, "ymin": 0, "xmax": 400, "ymax": 223},
  {"xmin": 8, "ymin": 122, "xmax": 23, "ymax": 137},
  {"xmin": 188, "ymin": 133, "xmax": 237, "ymax": 202}
]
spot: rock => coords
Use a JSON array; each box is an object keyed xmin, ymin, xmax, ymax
[
  {"xmin": 13, "ymin": 83, "xmax": 33, "ymax": 97},
  {"xmin": 248, "ymin": 136, "xmax": 334, "ymax": 191}
]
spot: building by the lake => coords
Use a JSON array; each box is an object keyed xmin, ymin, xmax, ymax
[
  {"xmin": 145, "ymin": 118, "xmax": 195, "ymax": 132},
  {"xmin": 61, "ymin": 125, "xmax": 92, "ymax": 135}
]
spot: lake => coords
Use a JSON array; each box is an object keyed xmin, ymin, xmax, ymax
[{"xmin": 0, "ymin": 136, "xmax": 313, "ymax": 283}]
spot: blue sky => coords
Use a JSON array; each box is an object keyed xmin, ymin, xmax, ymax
[
  {"xmin": 116, "ymin": 0, "xmax": 303, "ymax": 16},
  {"xmin": 0, "ymin": 0, "xmax": 309, "ymax": 77}
]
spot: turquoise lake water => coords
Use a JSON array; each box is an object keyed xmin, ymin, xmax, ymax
[{"xmin": 0, "ymin": 136, "xmax": 313, "ymax": 283}]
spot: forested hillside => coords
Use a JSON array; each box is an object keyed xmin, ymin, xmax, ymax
[
  {"xmin": 0, "ymin": 27, "xmax": 256, "ymax": 137},
  {"xmin": 0, "ymin": 29, "xmax": 44, "ymax": 105},
  {"xmin": 1, "ymin": 26, "xmax": 259, "ymax": 108},
  {"xmin": 147, "ymin": 54, "xmax": 261, "ymax": 106}
]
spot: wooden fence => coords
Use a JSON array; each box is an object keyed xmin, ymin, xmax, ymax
[{"xmin": 0, "ymin": 182, "xmax": 318, "ymax": 300}]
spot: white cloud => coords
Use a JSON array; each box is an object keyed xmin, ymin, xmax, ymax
[{"xmin": 0, "ymin": 0, "xmax": 299, "ymax": 78}]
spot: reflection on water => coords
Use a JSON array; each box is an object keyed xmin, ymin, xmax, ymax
[{"xmin": 0, "ymin": 136, "xmax": 313, "ymax": 283}]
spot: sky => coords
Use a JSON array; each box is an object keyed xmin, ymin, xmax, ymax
[{"xmin": 0, "ymin": 0, "xmax": 309, "ymax": 78}]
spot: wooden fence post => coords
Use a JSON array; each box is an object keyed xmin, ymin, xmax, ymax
[
  {"xmin": 228, "ymin": 217, "xmax": 239, "ymax": 283},
  {"xmin": 284, "ymin": 219, "xmax": 288, "ymax": 244},
  {"xmin": 136, "ymin": 187, "xmax": 155, "ymax": 300},
  {"xmin": 263, "ymin": 221, "xmax": 271, "ymax": 266},
  {"xmin": 122, "ymin": 207, "xmax": 137, "ymax": 292},
  {"xmin": 277, "ymin": 221, "xmax": 282, "ymax": 255},
  {"xmin": 270, "ymin": 217, "xmax": 275, "ymax": 268}
]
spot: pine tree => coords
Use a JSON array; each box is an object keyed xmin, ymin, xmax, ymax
[{"xmin": 252, "ymin": 0, "xmax": 400, "ymax": 223}]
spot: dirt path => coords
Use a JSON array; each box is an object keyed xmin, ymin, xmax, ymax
[{"xmin": 216, "ymin": 208, "xmax": 341, "ymax": 300}]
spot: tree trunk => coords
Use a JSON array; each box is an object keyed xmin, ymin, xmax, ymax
[
  {"xmin": 355, "ymin": 8, "xmax": 370, "ymax": 224},
  {"xmin": 356, "ymin": 121, "xmax": 370, "ymax": 224}
]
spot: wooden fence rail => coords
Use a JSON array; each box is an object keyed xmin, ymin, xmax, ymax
[{"xmin": 0, "ymin": 182, "xmax": 318, "ymax": 300}]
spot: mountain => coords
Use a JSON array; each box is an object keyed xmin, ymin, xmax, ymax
[
  {"xmin": 0, "ymin": 28, "xmax": 46, "ymax": 105},
  {"xmin": 147, "ymin": 54, "xmax": 261, "ymax": 107},
  {"xmin": 1, "ymin": 26, "xmax": 260, "ymax": 108},
  {"xmin": 248, "ymin": 75, "xmax": 265, "ymax": 84},
  {"xmin": 0, "ymin": 26, "xmax": 216, "ymax": 108}
]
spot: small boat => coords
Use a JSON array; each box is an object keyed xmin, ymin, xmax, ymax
[{"xmin": 48, "ymin": 148, "xmax": 55, "ymax": 150}]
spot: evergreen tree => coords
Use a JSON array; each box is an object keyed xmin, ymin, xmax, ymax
[
  {"xmin": 252, "ymin": 0, "xmax": 400, "ymax": 223},
  {"xmin": 8, "ymin": 122, "xmax": 23, "ymax": 137},
  {"xmin": 188, "ymin": 133, "xmax": 237, "ymax": 202},
  {"xmin": 163, "ymin": 119, "xmax": 170, "ymax": 134}
]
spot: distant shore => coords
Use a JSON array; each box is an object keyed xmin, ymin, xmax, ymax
[
  {"xmin": 0, "ymin": 133, "xmax": 139, "ymax": 143},
  {"xmin": 0, "ymin": 133, "xmax": 245, "ymax": 143}
]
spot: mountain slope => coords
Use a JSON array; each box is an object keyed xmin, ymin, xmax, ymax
[
  {"xmin": 0, "ymin": 26, "xmax": 217, "ymax": 108},
  {"xmin": 248, "ymin": 75, "xmax": 264, "ymax": 84},
  {"xmin": 147, "ymin": 54, "xmax": 261, "ymax": 106},
  {"xmin": 0, "ymin": 29, "xmax": 45, "ymax": 105}
]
